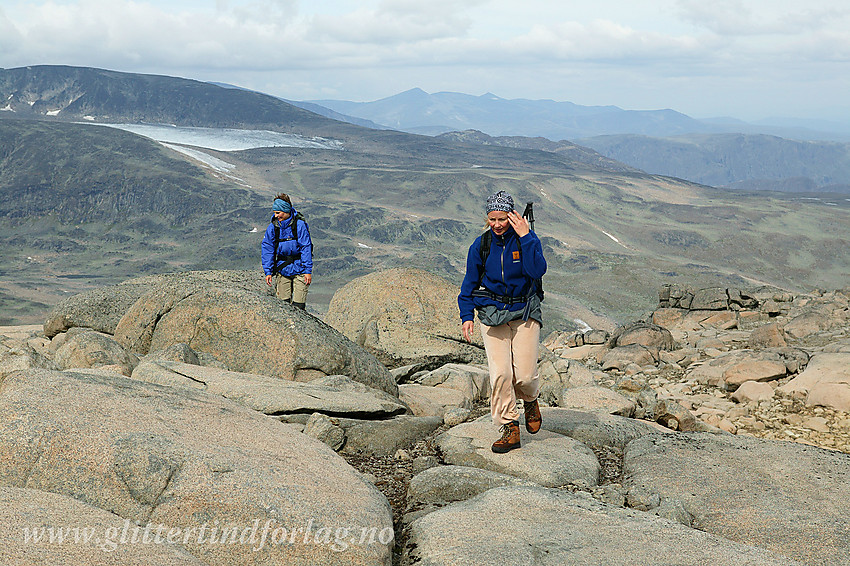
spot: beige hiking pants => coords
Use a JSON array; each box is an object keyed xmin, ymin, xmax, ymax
[
  {"xmin": 274, "ymin": 273, "xmax": 309, "ymax": 304},
  {"xmin": 480, "ymin": 318, "xmax": 541, "ymax": 425}
]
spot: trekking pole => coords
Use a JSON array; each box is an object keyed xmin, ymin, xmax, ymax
[{"xmin": 522, "ymin": 202, "xmax": 534, "ymax": 232}]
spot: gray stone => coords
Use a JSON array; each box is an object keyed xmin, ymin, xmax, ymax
[
  {"xmin": 130, "ymin": 361, "xmax": 407, "ymax": 418},
  {"xmin": 654, "ymin": 398, "xmax": 698, "ymax": 431},
  {"xmin": 403, "ymin": 486, "xmax": 800, "ymax": 566},
  {"xmin": 326, "ymin": 268, "xmax": 486, "ymax": 368},
  {"xmin": 145, "ymin": 343, "xmax": 200, "ymax": 365},
  {"xmin": 0, "ymin": 369, "xmax": 393, "ymax": 566},
  {"xmin": 691, "ymin": 287, "xmax": 729, "ymax": 310},
  {"xmin": 398, "ymin": 383, "xmax": 471, "ymax": 417},
  {"xmin": 0, "ymin": 485, "xmax": 203, "ymax": 565},
  {"xmin": 407, "ymin": 465, "xmax": 538, "ymax": 508},
  {"xmin": 339, "ymin": 415, "xmax": 443, "ymax": 457},
  {"xmin": 435, "ymin": 417, "xmax": 600, "ymax": 488},
  {"xmin": 622, "ymin": 432, "xmax": 850, "ymax": 566},
  {"xmin": 416, "ymin": 363, "xmax": 490, "ymax": 402},
  {"xmin": 443, "ymin": 406, "xmax": 471, "ymax": 426},
  {"xmin": 303, "ymin": 412, "xmax": 346, "ymax": 451},
  {"xmin": 410, "ymin": 456, "xmax": 441, "ymax": 476},
  {"xmin": 0, "ymin": 336, "xmax": 56, "ymax": 380},
  {"xmin": 601, "ymin": 344, "xmax": 657, "ymax": 371},
  {"xmin": 558, "ymin": 386, "xmax": 636, "ymax": 417},
  {"xmin": 609, "ymin": 322, "xmax": 675, "ymax": 351},
  {"xmin": 54, "ymin": 330, "xmax": 139, "ymax": 376},
  {"xmin": 541, "ymin": 407, "xmax": 660, "ymax": 449}
]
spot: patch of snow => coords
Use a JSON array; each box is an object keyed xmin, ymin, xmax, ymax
[
  {"xmin": 83, "ymin": 116, "xmax": 95, "ymax": 121},
  {"xmin": 825, "ymin": 202, "xmax": 837, "ymax": 206},
  {"xmin": 249, "ymin": 227, "xmax": 258, "ymax": 233},
  {"xmin": 601, "ymin": 230, "xmax": 620, "ymax": 243},
  {"xmin": 799, "ymin": 197, "xmax": 821, "ymax": 201},
  {"xmin": 89, "ymin": 123, "xmax": 343, "ymax": 152},
  {"xmin": 46, "ymin": 109, "xmax": 61, "ymax": 116},
  {"xmin": 0, "ymin": 105, "xmax": 13, "ymax": 112},
  {"xmin": 573, "ymin": 318, "xmax": 592, "ymax": 332},
  {"xmin": 161, "ymin": 143, "xmax": 235, "ymax": 173},
  {"xmin": 471, "ymin": 164, "xmax": 482, "ymax": 168},
  {"xmin": 358, "ymin": 243, "xmax": 373, "ymax": 249}
]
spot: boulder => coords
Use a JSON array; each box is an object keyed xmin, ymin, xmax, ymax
[
  {"xmin": 113, "ymin": 281, "xmax": 397, "ymax": 395},
  {"xmin": 403, "ymin": 486, "xmax": 799, "ymax": 566},
  {"xmin": 53, "ymin": 330, "xmax": 139, "ymax": 376},
  {"xmin": 435, "ymin": 417, "xmax": 600, "ymax": 488},
  {"xmin": 303, "ymin": 413, "xmax": 346, "ymax": 451},
  {"xmin": 398, "ymin": 383, "xmax": 471, "ymax": 417},
  {"xmin": 779, "ymin": 353, "xmax": 850, "ymax": 411},
  {"xmin": 416, "ymin": 363, "xmax": 490, "ymax": 402},
  {"xmin": 43, "ymin": 270, "xmax": 268, "ymax": 338},
  {"xmin": 601, "ymin": 344, "xmax": 657, "ymax": 370},
  {"xmin": 731, "ymin": 381, "xmax": 776, "ymax": 403},
  {"xmin": 0, "ymin": 336, "xmax": 56, "ymax": 381},
  {"xmin": 608, "ymin": 322, "xmax": 675, "ymax": 352},
  {"xmin": 131, "ymin": 360, "xmax": 407, "ymax": 418},
  {"xmin": 325, "ymin": 268, "xmax": 485, "ymax": 368},
  {"xmin": 690, "ymin": 287, "xmax": 729, "ymax": 310},
  {"xmin": 338, "ymin": 415, "xmax": 443, "ymax": 457},
  {"xmin": 0, "ymin": 485, "xmax": 204, "ymax": 565},
  {"xmin": 723, "ymin": 358, "xmax": 787, "ymax": 387},
  {"xmin": 0, "ymin": 369, "xmax": 393, "ymax": 566},
  {"xmin": 747, "ymin": 323, "xmax": 787, "ymax": 349},
  {"xmin": 654, "ymin": 399, "xmax": 698, "ymax": 431},
  {"xmin": 407, "ymin": 465, "xmax": 537, "ymax": 508},
  {"xmin": 622, "ymin": 432, "xmax": 850, "ymax": 566},
  {"xmin": 558, "ymin": 386, "xmax": 636, "ymax": 417},
  {"xmin": 540, "ymin": 408, "xmax": 660, "ymax": 449}
]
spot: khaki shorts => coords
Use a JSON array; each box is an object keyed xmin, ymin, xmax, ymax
[{"xmin": 274, "ymin": 273, "xmax": 310, "ymax": 303}]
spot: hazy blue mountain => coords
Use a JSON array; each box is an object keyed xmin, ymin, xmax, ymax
[
  {"xmin": 308, "ymin": 88, "xmax": 713, "ymax": 139},
  {"xmin": 578, "ymin": 133, "xmax": 850, "ymax": 192}
]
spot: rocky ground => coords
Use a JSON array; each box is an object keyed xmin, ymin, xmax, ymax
[{"xmin": 2, "ymin": 274, "xmax": 849, "ymax": 566}]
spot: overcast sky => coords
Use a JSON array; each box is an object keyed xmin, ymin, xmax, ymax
[{"xmin": 1, "ymin": 0, "xmax": 848, "ymax": 123}]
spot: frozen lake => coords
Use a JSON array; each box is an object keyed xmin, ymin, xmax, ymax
[{"xmin": 90, "ymin": 123, "xmax": 344, "ymax": 151}]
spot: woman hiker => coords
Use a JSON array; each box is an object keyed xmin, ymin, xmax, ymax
[
  {"xmin": 458, "ymin": 190, "xmax": 547, "ymax": 453},
  {"xmin": 261, "ymin": 193, "xmax": 313, "ymax": 309}
]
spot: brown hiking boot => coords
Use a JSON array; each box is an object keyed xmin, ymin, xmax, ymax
[
  {"xmin": 524, "ymin": 398, "xmax": 542, "ymax": 434},
  {"xmin": 491, "ymin": 420, "xmax": 521, "ymax": 453}
]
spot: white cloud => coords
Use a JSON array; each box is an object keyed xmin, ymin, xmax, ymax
[{"xmin": 1, "ymin": 0, "xmax": 848, "ymax": 120}]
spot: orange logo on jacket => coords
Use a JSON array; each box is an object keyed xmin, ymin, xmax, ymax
[{"xmin": 512, "ymin": 251, "xmax": 520, "ymax": 260}]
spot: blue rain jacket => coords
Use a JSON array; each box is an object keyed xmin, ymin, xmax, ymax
[
  {"xmin": 261, "ymin": 207, "xmax": 313, "ymax": 277},
  {"xmin": 458, "ymin": 226, "xmax": 547, "ymax": 323}
]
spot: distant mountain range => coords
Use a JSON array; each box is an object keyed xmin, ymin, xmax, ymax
[
  {"xmin": 307, "ymin": 88, "xmax": 850, "ymax": 142},
  {"xmin": 1, "ymin": 65, "xmax": 848, "ymax": 330},
  {"xmin": 306, "ymin": 88, "xmax": 850, "ymax": 192}
]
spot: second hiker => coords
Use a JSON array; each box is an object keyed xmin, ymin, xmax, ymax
[
  {"xmin": 261, "ymin": 193, "xmax": 313, "ymax": 309},
  {"xmin": 458, "ymin": 190, "xmax": 547, "ymax": 453}
]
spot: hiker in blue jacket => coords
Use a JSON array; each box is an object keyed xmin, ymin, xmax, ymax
[
  {"xmin": 261, "ymin": 193, "xmax": 313, "ymax": 309},
  {"xmin": 458, "ymin": 190, "xmax": 546, "ymax": 453}
]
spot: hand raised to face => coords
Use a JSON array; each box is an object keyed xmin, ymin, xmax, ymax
[{"xmin": 507, "ymin": 210, "xmax": 530, "ymax": 237}]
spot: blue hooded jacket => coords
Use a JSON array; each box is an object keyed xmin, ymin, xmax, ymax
[
  {"xmin": 261, "ymin": 206, "xmax": 313, "ymax": 277},
  {"xmin": 458, "ymin": 226, "xmax": 547, "ymax": 323}
]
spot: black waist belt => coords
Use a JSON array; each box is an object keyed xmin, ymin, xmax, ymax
[
  {"xmin": 471, "ymin": 288, "xmax": 530, "ymax": 305},
  {"xmin": 272, "ymin": 255, "xmax": 299, "ymax": 274}
]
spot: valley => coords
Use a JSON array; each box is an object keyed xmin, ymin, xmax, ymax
[{"xmin": 1, "ymin": 66, "xmax": 848, "ymax": 331}]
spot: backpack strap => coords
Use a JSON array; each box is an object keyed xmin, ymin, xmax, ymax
[{"xmin": 270, "ymin": 214, "xmax": 301, "ymax": 275}]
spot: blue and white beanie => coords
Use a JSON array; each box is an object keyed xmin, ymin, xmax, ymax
[{"xmin": 486, "ymin": 190, "xmax": 514, "ymax": 213}]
